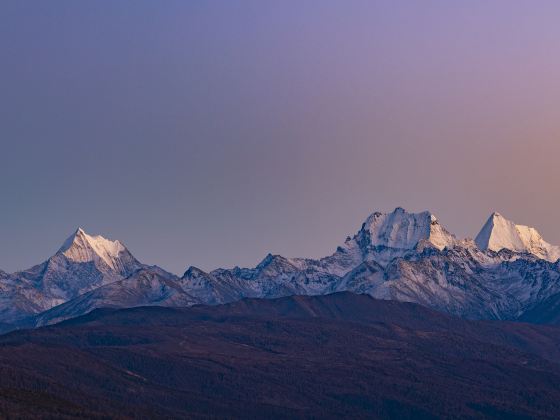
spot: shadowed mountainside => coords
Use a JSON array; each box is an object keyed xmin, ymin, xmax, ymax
[{"xmin": 1, "ymin": 293, "xmax": 560, "ymax": 418}]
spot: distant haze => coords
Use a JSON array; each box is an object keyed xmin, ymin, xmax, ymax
[{"xmin": 2, "ymin": 1, "xmax": 560, "ymax": 274}]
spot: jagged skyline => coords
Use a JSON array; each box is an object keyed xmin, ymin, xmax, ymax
[
  {"xmin": 3, "ymin": 207, "xmax": 560, "ymax": 330},
  {"xmin": 4, "ymin": 207, "xmax": 560, "ymax": 276}
]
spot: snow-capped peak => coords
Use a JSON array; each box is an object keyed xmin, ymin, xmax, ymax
[
  {"xmin": 475, "ymin": 212, "xmax": 560, "ymax": 262},
  {"xmin": 359, "ymin": 208, "xmax": 456, "ymax": 251},
  {"xmin": 58, "ymin": 227, "xmax": 128, "ymax": 270}
]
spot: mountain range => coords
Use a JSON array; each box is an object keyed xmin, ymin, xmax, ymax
[{"xmin": 2, "ymin": 207, "xmax": 560, "ymax": 330}]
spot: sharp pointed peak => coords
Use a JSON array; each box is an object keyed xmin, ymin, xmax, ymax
[
  {"xmin": 183, "ymin": 266, "xmax": 207, "ymax": 277},
  {"xmin": 480, "ymin": 212, "xmax": 524, "ymax": 231},
  {"xmin": 59, "ymin": 228, "xmax": 84, "ymax": 253},
  {"xmin": 68, "ymin": 227, "xmax": 88, "ymax": 239},
  {"xmin": 257, "ymin": 253, "xmax": 277, "ymax": 267},
  {"xmin": 60, "ymin": 227, "xmax": 107, "ymax": 250},
  {"xmin": 475, "ymin": 212, "xmax": 560, "ymax": 261},
  {"xmin": 489, "ymin": 211, "xmax": 506, "ymax": 219},
  {"xmin": 62, "ymin": 227, "xmax": 94, "ymax": 243},
  {"xmin": 56, "ymin": 227, "xmax": 129, "ymax": 270},
  {"xmin": 255, "ymin": 253, "xmax": 301, "ymax": 271}
]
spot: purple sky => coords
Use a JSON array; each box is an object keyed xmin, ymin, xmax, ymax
[{"xmin": 1, "ymin": 1, "xmax": 560, "ymax": 274}]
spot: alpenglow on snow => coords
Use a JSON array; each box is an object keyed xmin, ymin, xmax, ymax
[{"xmin": 1, "ymin": 208, "xmax": 560, "ymax": 331}]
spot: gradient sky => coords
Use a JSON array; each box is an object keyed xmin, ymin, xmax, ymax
[{"xmin": 2, "ymin": 0, "xmax": 560, "ymax": 274}]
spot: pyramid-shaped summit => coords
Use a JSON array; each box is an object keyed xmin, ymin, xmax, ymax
[
  {"xmin": 59, "ymin": 227, "xmax": 131, "ymax": 271},
  {"xmin": 475, "ymin": 212, "xmax": 560, "ymax": 262}
]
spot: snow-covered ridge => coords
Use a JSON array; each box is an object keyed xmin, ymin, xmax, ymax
[
  {"xmin": 2, "ymin": 208, "xmax": 560, "ymax": 328},
  {"xmin": 359, "ymin": 207, "xmax": 456, "ymax": 251},
  {"xmin": 58, "ymin": 227, "xmax": 127, "ymax": 270},
  {"xmin": 475, "ymin": 212, "xmax": 560, "ymax": 262}
]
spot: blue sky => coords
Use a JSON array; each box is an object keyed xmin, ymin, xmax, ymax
[{"xmin": 2, "ymin": 0, "xmax": 560, "ymax": 274}]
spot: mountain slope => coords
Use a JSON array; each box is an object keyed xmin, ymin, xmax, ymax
[
  {"xmin": 31, "ymin": 267, "xmax": 198, "ymax": 327},
  {"xmin": 518, "ymin": 292, "xmax": 560, "ymax": 325},
  {"xmin": 2, "ymin": 293, "xmax": 560, "ymax": 418},
  {"xmin": 0, "ymin": 228, "xmax": 145, "ymax": 322}
]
